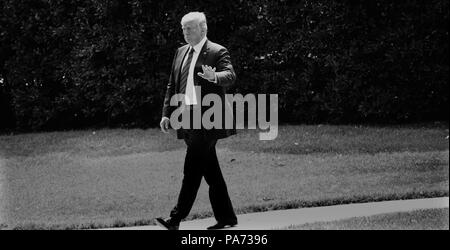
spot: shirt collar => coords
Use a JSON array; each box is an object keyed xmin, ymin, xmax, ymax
[{"xmin": 191, "ymin": 36, "xmax": 207, "ymax": 53}]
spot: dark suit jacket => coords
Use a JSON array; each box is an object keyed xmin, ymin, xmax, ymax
[{"xmin": 162, "ymin": 39, "xmax": 237, "ymax": 140}]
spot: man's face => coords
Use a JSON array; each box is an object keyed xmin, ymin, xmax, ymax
[{"xmin": 182, "ymin": 20, "xmax": 203, "ymax": 46}]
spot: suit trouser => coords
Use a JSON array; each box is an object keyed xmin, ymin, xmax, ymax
[{"xmin": 169, "ymin": 128, "xmax": 237, "ymax": 223}]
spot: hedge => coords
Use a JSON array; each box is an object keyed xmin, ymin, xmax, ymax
[{"xmin": 0, "ymin": 0, "xmax": 448, "ymax": 131}]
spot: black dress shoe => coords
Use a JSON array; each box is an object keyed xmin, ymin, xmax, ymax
[
  {"xmin": 207, "ymin": 221, "xmax": 238, "ymax": 230},
  {"xmin": 155, "ymin": 217, "xmax": 180, "ymax": 230}
]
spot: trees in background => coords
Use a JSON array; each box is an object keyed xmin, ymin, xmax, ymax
[{"xmin": 0, "ymin": 0, "xmax": 448, "ymax": 131}]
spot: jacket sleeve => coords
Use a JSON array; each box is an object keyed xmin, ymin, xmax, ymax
[
  {"xmin": 214, "ymin": 47, "xmax": 236, "ymax": 88},
  {"xmin": 162, "ymin": 49, "xmax": 179, "ymax": 118}
]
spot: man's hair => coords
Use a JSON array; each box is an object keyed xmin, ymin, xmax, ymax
[{"xmin": 181, "ymin": 12, "xmax": 208, "ymax": 33}]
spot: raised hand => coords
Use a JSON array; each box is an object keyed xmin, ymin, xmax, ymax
[{"xmin": 197, "ymin": 65, "xmax": 216, "ymax": 82}]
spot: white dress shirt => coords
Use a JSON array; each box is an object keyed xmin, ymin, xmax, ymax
[{"xmin": 181, "ymin": 36, "xmax": 208, "ymax": 105}]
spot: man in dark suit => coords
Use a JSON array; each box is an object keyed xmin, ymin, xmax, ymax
[{"xmin": 156, "ymin": 12, "xmax": 238, "ymax": 230}]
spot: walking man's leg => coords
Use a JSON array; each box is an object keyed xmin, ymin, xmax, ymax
[
  {"xmin": 169, "ymin": 136, "xmax": 203, "ymax": 222},
  {"xmin": 203, "ymin": 139, "xmax": 238, "ymax": 229},
  {"xmin": 156, "ymin": 131, "xmax": 204, "ymax": 230}
]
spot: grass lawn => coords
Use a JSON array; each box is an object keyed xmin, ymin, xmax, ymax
[
  {"xmin": 284, "ymin": 208, "xmax": 449, "ymax": 230},
  {"xmin": 0, "ymin": 124, "xmax": 448, "ymax": 229}
]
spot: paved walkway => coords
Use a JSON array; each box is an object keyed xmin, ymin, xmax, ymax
[{"xmin": 103, "ymin": 197, "xmax": 449, "ymax": 230}]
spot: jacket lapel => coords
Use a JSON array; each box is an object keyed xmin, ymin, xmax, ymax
[
  {"xmin": 174, "ymin": 45, "xmax": 189, "ymax": 88},
  {"xmin": 195, "ymin": 40, "xmax": 210, "ymax": 85}
]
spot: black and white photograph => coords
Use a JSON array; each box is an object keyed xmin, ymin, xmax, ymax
[{"xmin": 0, "ymin": 0, "xmax": 448, "ymax": 242}]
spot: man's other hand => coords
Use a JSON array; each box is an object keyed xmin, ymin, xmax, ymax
[{"xmin": 160, "ymin": 117, "xmax": 170, "ymax": 133}]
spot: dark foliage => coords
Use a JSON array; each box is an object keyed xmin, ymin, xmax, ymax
[{"xmin": 0, "ymin": 0, "xmax": 448, "ymax": 131}]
